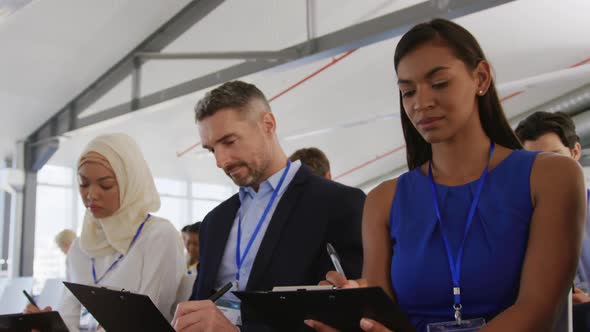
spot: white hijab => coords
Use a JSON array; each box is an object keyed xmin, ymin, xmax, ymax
[{"xmin": 78, "ymin": 133, "xmax": 161, "ymax": 257}]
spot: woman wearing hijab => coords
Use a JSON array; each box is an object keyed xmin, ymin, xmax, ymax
[{"xmin": 26, "ymin": 133, "xmax": 185, "ymax": 331}]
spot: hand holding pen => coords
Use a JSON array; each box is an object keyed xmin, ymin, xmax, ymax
[
  {"xmin": 322, "ymin": 243, "xmax": 368, "ymax": 289},
  {"xmin": 172, "ymin": 282, "xmax": 238, "ymax": 332},
  {"xmin": 208, "ymin": 282, "xmax": 233, "ymax": 302},
  {"xmin": 306, "ymin": 244, "xmax": 383, "ymax": 331},
  {"xmin": 22, "ymin": 290, "xmax": 53, "ymax": 314}
]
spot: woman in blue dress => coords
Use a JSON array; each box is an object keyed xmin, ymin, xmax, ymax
[{"xmin": 306, "ymin": 18, "xmax": 586, "ymax": 332}]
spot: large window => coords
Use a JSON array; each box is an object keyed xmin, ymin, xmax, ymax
[
  {"xmin": 191, "ymin": 183, "xmax": 234, "ymax": 222},
  {"xmin": 0, "ymin": 189, "xmax": 8, "ymax": 276},
  {"xmin": 34, "ymin": 165, "xmax": 78, "ymax": 292},
  {"xmin": 32, "ymin": 165, "xmax": 235, "ymax": 287},
  {"xmin": 154, "ymin": 178, "xmax": 190, "ymax": 229},
  {"xmin": 153, "ymin": 178, "xmax": 235, "ymax": 229},
  {"xmin": 158, "ymin": 196, "xmax": 190, "ymax": 230}
]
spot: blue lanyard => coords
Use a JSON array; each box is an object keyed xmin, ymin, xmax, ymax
[
  {"xmin": 235, "ymin": 161, "xmax": 291, "ymax": 281},
  {"xmin": 91, "ymin": 214, "xmax": 151, "ymax": 284},
  {"xmin": 428, "ymin": 140, "xmax": 494, "ymax": 321}
]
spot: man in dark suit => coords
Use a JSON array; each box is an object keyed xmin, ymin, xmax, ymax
[{"xmin": 172, "ymin": 81, "xmax": 365, "ymax": 332}]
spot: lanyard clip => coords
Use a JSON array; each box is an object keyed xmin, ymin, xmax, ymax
[{"xmin": 453, "ymin": 303, "xmax": 463, "ymax": 326}]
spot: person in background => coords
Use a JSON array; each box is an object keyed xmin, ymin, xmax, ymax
[
  {"xmin": 516, "ymin": 111, "xmax": 590, "ymax": 304},
  {"xmin": 306, "ymin": 18, "xmax": 586, "ymax": 332},
  {"xmin": 181, "ymin": 222, "xmax": 201, "ymax": 275},
  {"xmin": 54, "ymin": 229, "xmax": 77, "ymax": 255},
  {"xmin": 25, "ymin": 133, "xmax": 185, "ymax": 332},
  {"xmin": 289, "ymin": 147, "xmax": 332, "ymax": 180}
]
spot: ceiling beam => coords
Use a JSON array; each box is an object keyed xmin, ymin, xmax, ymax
[
  {"xmin": 73, "ymin": 0, "xmax": 516, "ymax": 134},
  {"xmin": 24, "ymin": 0, "xmax": 224, "ymax": 171},
  {"xmin": 135, "ymin": 50, "xmax": 298, "ymax": 61},
  {"xmin": 26, "ymin": 0, "xmax": 516, "ymax": 171}
]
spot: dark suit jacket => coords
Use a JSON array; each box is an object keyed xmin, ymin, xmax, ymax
[{"xmin": 191, "ymin": 165, "xmax": 365, "ymax": 304}]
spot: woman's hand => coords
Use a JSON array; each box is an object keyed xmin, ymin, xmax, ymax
[
  {"xmin": 304, "ymin": 318, "xmax": 394, "ymax": 331},
  {"xmin": 23, "ymin": 305, "xmax": 52, "ymax": 332},
  {"xmin": 573, "ymin": 288, "xmax": 590, "ymax": 304},
  {"xmin": 310, "ymin": 272, "xmax": 390, "ymax": 331},
  {"xmin": 319, "ymin": 271, "xmax": 368, "ymax": 289},
  {"xmin": 23, "ymin": 304, "xmax": 52, "ymax": 314}
]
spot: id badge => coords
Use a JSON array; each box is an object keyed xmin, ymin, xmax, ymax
[
  {"xmin": 79, "ymin": 306, "xmax": 99, "ymax": 331},
  {"xmin": 216, "ymin": 298, "xmax": 242, "ymax": 326},
  {"xmin": 427, "ymin": 318, "xmax": 486, "ymax": 332}
]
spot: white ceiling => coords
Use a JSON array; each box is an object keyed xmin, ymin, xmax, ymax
[
  {"xmin": 0, "ymin": 0, "xmax": 193, "ymax": 159},
  {"xmin": 2, "ymin": 0, "xmax": 590, "ymax": 190}
]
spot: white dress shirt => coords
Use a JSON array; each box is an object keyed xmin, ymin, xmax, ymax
[
  {"xmin": 57, "ymin": 216, "xmax": 185, "ymax": 332},
  {"xmin": 215, "ymin": 160, "xmax": 301, "ymax": 301}
]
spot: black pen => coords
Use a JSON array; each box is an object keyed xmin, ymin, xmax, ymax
[
  {"xmin": 209, "ymin": 282, "xmax": 233, "ymax": 302},
  {"xmin": 23, "ymin": 290, "xmax": 39, "ymax": 309}
]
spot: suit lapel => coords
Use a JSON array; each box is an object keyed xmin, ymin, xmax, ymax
[
  {"xmin": 202, "ymin": 194, "xmax": 240, "ymax": 295},
  {"xmin": 246, "ymin": 167, "xmax": 310, "ymax": 290}
]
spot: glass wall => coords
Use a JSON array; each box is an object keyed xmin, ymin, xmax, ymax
[
  {"xmin": 33, "ymin": 165, "xmax": 76, "ymax": 291},
  {"xmin": 0, "ymin": 188, "xmax": 8, "ymax": 277}
]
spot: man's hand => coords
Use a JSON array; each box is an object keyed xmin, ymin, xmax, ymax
[
  {"xmin": 23, "ymin": 305, "xmax": 52, "ymax": 332},
  {"xmin": 172, "ymin": 300, "xmax": 238, "ymax": 332},
  {"xmin": 304, "ymin": 318, "xmax": 394, "ymax": 331},
  {"xmin": 23, "ymin": 304, "xmax": 51, "ymax": 314},
  {"xmin": 319, "ymin": 271, "xmax": 368, "ymax": 289},
  {"xmin": 573, "ymin": 287, "xmax": 590, "ymax": 304},
  {"xmin": 358, "ymin": 318, "xmax": 394, "ymax": 332}
]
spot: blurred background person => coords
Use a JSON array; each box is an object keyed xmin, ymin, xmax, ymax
[
  {"xmin": 181, "ymin": 222, "xmax": 201, "ymax": 275},
  {"xmin": 54, "ymin": 229, "xmax": 77, "ymax": 255},
  {"xmin": 289, "ymin": 147, "xmax": 332, "ymax": 180}
]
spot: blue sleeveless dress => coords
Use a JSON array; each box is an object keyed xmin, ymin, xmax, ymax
[{"xmin": 389, "ymin": 150, "xmax": 539, "ymax": 332}]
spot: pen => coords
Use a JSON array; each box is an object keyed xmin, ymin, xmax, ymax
[
  {"xmin": 209, "ymin": 282, "xmax": 233, "ymax": 302},
  {"xmin": 23, "ymin": 290, "xmax": 39, "ymax": 309},
  {"xmin": 326, "ymin": 242, "xmax": 347, "ymax": 279}
]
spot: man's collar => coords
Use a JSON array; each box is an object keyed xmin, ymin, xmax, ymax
[{"xmin": 238, "ymin": 160, "xmax": 301, "ymax": 201}]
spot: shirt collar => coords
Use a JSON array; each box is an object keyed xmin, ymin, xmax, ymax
[{"xmin": 238, "ymin": 160, "xmax": 299, "ymax": 202}]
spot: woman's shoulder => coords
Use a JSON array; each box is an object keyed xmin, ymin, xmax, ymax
[
  {"xmin": 366, "ymin": 168, "xmax": 422, "ymax": 206},
  {"xmin": 364, "ymin": 172, "xmax": 422, "ymax": 229},
  {"xmin": 365, "ymin": 178, "xmax": 399, "ymax": 221},
  {"xmin": 140, "ymin": 216, "xmax": 184, "ymax": 257},
  {"xmin": 523, "ymin": 151, "xmax": 585, "ymax": 213},
  {"xmin": 64, "ymin": 239, "xmax": 92, "ymax": 274},
  {"xmin": 532, "ymin": 150, "xmax": 581, "ymax": 169},
  {"xmin": 368, "ymin": 178, "xmax": 397, "ymax": 202},
  {"xmin": 482, "ymin": 145, "xmax": 539, "ymax": 179},
  {"xmin": 143, "ymin": 215, "xmax": 181, "ymax": 240},
  {"xmin": 67, "ymin": 238, "xmax": 85, "ymax": 259},
  {"xmin": 530, "ymin": 152, "xmax": 584, "ymax": 187}
]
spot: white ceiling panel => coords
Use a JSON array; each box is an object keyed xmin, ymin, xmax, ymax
[{"xmin": 3, "ymin": 0, "xmax": 590, "ymax": 192}]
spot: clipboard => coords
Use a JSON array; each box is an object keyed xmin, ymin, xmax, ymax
[
  {"xmin": 0, "ymin": 311, "xmax": 69, "ymax": 332},
  {"xmin": 234, "ymin": 286, "xmax": 416, "ymax": 332},
  {"xmin": 63, "ymin": 281, "xmax": 174, "ymax": 332}
]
